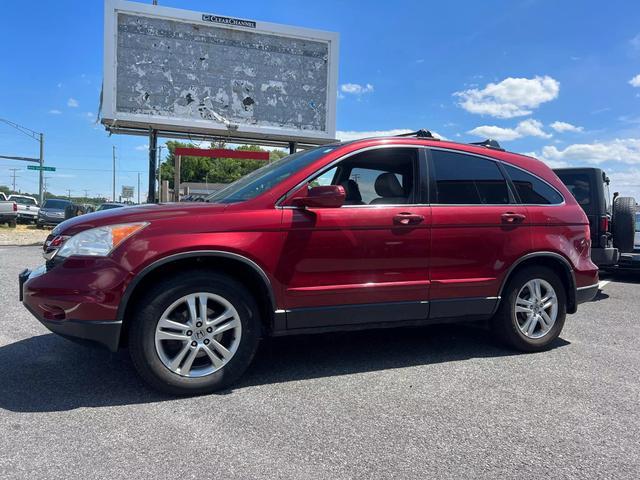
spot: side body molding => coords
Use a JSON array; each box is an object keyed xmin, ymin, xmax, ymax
[{"xmin": 116, "ymin": 250, "xmax": 277, "ymax": 323}]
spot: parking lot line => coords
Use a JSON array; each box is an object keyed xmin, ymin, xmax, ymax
[{"xmin": 598, "ymin": 280, "xmax": 610, "ymax": 289}]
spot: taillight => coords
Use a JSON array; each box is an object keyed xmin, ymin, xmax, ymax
[
  {"xmin": 12, "ymin": 203, "xmax": 17, "ymax": 212},
  {"xmin": 599, "ymin": 215, "xmax": 609, "ymax": 232}
]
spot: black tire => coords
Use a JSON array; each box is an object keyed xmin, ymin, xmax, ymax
[
  {"xmin": 8, "ymin": 218, "xmax": 17, "ymax": 228},
  {"xmin": 612, "ymin": 196, "xmax": 636, "ymax": 253},
  {"xmin": 491, "ymin": 266, "xmax": 566, "ymax": 352},
  {"xmin": 128, "ymin": 270, "xmax": 262, "ymax": 395},
  {"xmin": 36, "ymin": 222, "xmax": 44, "ymax": 229}
]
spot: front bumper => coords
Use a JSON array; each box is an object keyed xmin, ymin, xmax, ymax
[
  {"xmin": 37, "ymin": 216, "xmax": 65, "ymax": 225},
  {"xmin": 19, "ymin": 263, "xmax": 125, "ymax": 351}
]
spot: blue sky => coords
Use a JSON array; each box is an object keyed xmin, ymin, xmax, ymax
[{"xmin": 1, "ymin": 0, "xmax": 640, "ymax": 200}]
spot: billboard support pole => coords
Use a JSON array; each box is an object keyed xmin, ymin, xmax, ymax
[
  {"xmin": 288, "ymin": 142, "xmax": 297, "ymax": 155},
  {"xmin": 174, "ymin": 155, "xmax": 181, "ymax": 202},
  {"xmin": 148, "ymin": 128, "xmax": 158, "ymax": 203}
]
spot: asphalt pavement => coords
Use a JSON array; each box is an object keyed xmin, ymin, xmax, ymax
[{"xmin": 1, "ymin": 246, "xmax": 639, "ymax": 479}]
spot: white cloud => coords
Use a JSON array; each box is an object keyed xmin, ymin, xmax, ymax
[
  {"xmin": 534, "ymin": 139, "xmax": 640, "ymax": 166},
  {"xmin": 468, "ymin": 125, "xmax": 521, "ymax": 141},
  {"xmin": 135, "ymin": 144, "xmax": 149, "ymax": 151},
  {"xmin": 454, "ymin": 75, "xmax": 560, "ymax": 118},
  {"xmin": 515, "ymin": 119, "xmax": 552, "ymax": 138},
  {"xmin": 631, "ymin": 33, "xmax": 640, "ymax": 51},
  {"xmin": 468, "ymin": 119, "xmax": 551, "ymax": 141},
  {"xmin": 67, "ymin": 98, "xmax": 79, "ymax": 108},
  {"xmin": 550, "ymin": 121, "xmax": 584, "ymax": 133},
  {"xmin": 48, "ymin": 109, "xmax": 62, "ymax": 115},
  {"xmin": 336, "ymin": 129, "xmax": 445, "ymax": 142},
  {"xmin": 340, "ymin": 83, "xmax": 374, "ymax": 95},
  {"xmin": 629, "ymin": 74, "xmax": 640, "ymax": 87}
]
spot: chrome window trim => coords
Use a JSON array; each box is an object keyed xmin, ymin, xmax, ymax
[{"xmin": 275, "ymin": 143, "xmax": 565, "ymax": 209}]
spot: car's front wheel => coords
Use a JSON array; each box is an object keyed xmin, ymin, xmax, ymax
[
  {"xmin": 491, "ymin": 266, "xmax": 566, "ymax": 352},
  {"xmin": 129, "ymin": 270, "xmax": 261, "ymax": 395}
]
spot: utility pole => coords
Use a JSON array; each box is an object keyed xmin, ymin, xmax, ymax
[
  {"xmin": 0, "ymin": 118, "xmax": 44, "ymax": 202},
  {"xmin": 39, "ymin": 133, "xmax": 44, "ymax": 205},
  {"xmin": 9, "ymin": 168, "xmax": 19, "ymax": 193},
  {"xmin": 67, "ymin": 189, "xmax": 72, "ymax": 200},
  {"xmin": 83, "ymin": 189, "xmax": 90, "ymax": 199},
  {"xmin": 137, "ymin": 172, "xmax": 141, "ymax": 204},
  {"xmin": 112, "ymin": 146, "xmax": 116, "ymax": 202}
]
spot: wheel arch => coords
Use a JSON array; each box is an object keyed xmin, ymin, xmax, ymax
[
  {"xmin": 117, "ymin": 250, "xmax": 277, "ymax": 347},
  {"xmin": 497, "ymin": 252, "xmax": 577, "ymax": 314}
]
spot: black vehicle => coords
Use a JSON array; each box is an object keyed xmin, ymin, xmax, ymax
[
  {"xmin": 36, "ymin": 199, "xmax": 73, "ymax": 228},
  {"xmin": 554, "ymin": 167, "xmax": 636, "ymax": 267}
]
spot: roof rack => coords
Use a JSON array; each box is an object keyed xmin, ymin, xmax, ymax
[
  {"xmin": 395, "ymin": 129, "xmax": 440, "ymax": 140},
  {"xmin": 469, "ymin": 138, "xmax": 504, "ymax": 151}
]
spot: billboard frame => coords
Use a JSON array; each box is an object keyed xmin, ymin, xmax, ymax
[{"xmin": 102, "ymin": 0, "xmax": 339, "ymax": 145}]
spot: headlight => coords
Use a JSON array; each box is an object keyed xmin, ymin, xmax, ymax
[{"xmin": 56, "ymin": 222, "xmax": 148, "ymax": 258}]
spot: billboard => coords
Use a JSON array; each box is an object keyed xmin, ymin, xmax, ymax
[{"xmin": 102, "ymin": 0, "xmax": 339, "ymax": 144}]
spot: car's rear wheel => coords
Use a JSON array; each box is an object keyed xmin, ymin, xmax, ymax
[
  {"xmin": 491, "ymin": 266, "xmax": 566, "ymax": 352},
  {"xmin": 129, "ymin": 270, "xmax": 261, "ymax": 395}
]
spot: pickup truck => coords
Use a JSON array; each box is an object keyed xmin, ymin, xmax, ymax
[
  {"xmin": 0, "ymin": 192, "xmax": 18, "ymax": 227},
  {"xmin": 8, "ymin": 194, "xmax": 39, "ymax": 223},
  {"xmin": 554, "ymin": 167, "xmax": 637, "ymax": 268}
]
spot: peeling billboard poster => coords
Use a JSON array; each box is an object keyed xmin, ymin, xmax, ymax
[{"xmin": 102, "ymin": 0, "xmax": 339, "ymax": 144}]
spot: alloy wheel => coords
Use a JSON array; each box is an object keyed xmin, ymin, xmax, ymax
[
  {"xmin": 154, "ymin": 293, "xmax": 242, "ymax": 377},
  {"xmin": 514, "ymin": 278, "xmax": 558, "ymax": 339}
]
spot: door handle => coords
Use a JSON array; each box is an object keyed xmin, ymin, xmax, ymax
[
  {"xmin": 393, "ymin": 212, "xmax": 425, "ymax": 225},
  {"xmin": 501, "ymin": 212, "xmax": 526, "ymax": 223}
]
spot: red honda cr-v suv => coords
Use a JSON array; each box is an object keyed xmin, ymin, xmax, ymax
[{"xmin": 19, "ymin": 132, "xmax": 599, "ymax": 395}]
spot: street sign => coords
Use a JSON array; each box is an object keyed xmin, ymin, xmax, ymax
[
  {"xmin": 27, "ymin": 165, "xmax": 56, "ymax": 172},
  {"xmin": 122, "ymin": 186, "xmax": 134, "ymax": 198}
]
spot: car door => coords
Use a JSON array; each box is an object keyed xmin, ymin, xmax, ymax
[
  {"xmin": 427, "ymin": 148, "xmax": 531, "ymax": 319},
  {"xmin": 278, "ymin": 146, "xmax": 431, "ymax": 330}
]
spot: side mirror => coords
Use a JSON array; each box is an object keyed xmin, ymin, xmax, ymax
[{"xmin": 292, "ymin": 185, "xmax": 345, "ymax": 209}]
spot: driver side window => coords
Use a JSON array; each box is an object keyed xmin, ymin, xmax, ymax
[{"xmin": 307, "ymin": 147, "xmax": 418, "ymax": 206}]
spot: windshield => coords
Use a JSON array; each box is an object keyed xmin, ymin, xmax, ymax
[
  {"xmin": 43, "ymin": 199, "xmax": 71, "ymax": 209},
  {"xmin": 206, "ymin": 145, "xmax": 338, "ymax": 203}
]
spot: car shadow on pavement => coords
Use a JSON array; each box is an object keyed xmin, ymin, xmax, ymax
[
  {"xmin": 237, "ymin": 324, "xmax": 570, "ymax": 391},
  {"xmin": 0, "ymin": 324, "xmax": 569, "ymax": 411}
]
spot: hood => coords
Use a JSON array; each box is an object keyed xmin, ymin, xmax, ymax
[{"xmin": 53, "ymin": 202, "xmax": 228, "ymax": 236}]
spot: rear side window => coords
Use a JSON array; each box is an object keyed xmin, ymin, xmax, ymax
[
  {"xmin": 504, "ymin": 165, "xmax": 563, "ymax": 205},
  {"xmin": 430, "ymin": 150, "xmax": 510, "ymax": 204}
]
